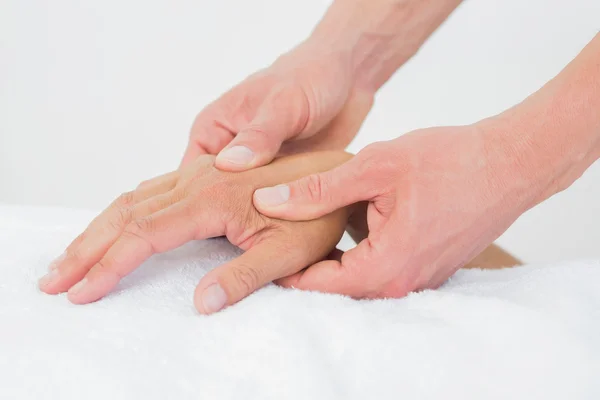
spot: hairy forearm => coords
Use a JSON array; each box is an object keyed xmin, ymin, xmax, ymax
[
  {"xmin": 310, "ymin": 0, "xmax": 463, "ymax": 92},
  {"xmin": 488, "ymin": 33, "xmax": 600, "ymax": 210}
]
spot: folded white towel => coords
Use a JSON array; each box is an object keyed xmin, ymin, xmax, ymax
[{"xmin": 1, "ymin": 204, "xmax": 598, "ymax": 399}]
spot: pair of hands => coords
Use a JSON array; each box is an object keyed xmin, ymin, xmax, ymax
[
  {"xmin": 40, "ymin": 39, "xmax": 528, "ymax": 313},
  {"xmin": 181, "ymin": 40, "xmax": 531, "ymax": 300}
]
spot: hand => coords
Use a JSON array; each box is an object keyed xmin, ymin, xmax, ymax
[
  {"xmin": 253, "ymin": 123, "xmax": 538, "ymax": 298},
  {"xmin": 181, "ymin": 40, "xmax": 373, "ymax": 170},
  {"xmin": 39, "ymin": 151, "xmax": 353, "ymax": 314}
]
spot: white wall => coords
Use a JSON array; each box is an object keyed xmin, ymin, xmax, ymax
[{"xmin": 1, "ymin": 0, "xmax": 599, "ymax": 264}]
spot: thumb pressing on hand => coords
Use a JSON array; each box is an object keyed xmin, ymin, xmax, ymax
[
  {"xmin": 215, "ymin": 86, "xmax": 311, "ymax": 171},
  {"xmin": 276, "ymin": 237, "xmax": 384, "ymax": 299},
  {"xmin": 253, "ymin": 154, "xmax": 377, "ymax": 221}
]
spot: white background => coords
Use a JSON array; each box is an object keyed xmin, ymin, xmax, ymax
[{"xmin": 1, "ymin": 0, "xmax": 599, "ymax": 263}]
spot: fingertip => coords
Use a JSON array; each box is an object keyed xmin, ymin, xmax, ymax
[
  {"xmin": 38, "ymin": 269, "xmax": 66, "ymax": 295},
  {"xmin": 193, "ymin": 280, "xmax": 228, "ymax": 315},
  {"xmin": 47, "ymin": 252, "xmax": 66, "ymax": 272},
  {"xmin": 253, "ymin": 184, "xmax": 290, "ymax": 210},
  {"xmin": 66, "ymin": 271, "xmax": 119, "ymax": 305},
  {"xmin": 66, "ymin": 278, "xmax": 90, "ymax": 305},
  {"xmin": 215, "ymin": 145, "xmax": 257, "ymax": 171}
]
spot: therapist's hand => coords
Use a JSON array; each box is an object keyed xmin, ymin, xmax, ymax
[
  {"xmin": 181, "ymin": 40, "xmax": 373, "ymax": 170},
  {"xmin": 253, "ymin": 122, "xmax": 541, "ymax": 298},
  {"xmin": 39, "ymin": 151, "xmax": 353, "ymax": 314}
]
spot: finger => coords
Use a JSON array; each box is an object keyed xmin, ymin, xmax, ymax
[
  {"xmin": 181, "ymin": 113, "xmax": 236, "ymax": 167},
  {"xmin": 215, "ymin": 86, "xmax": 310, "ymax": 171},
  {"xmin": 134, "ymin": 171, "xmax": 179, "ymax": 199},
  {"xmin": 274, "ymin": 246, "xmax": 343, "ymax": 287},
  {"xmin": 194, "ymin": 236, "xmax": 315, "ymax": 314},
  {"xmin": 276, "ymin": 238, "xmax": 380, "ymax": 298},
  {"xmin": 180, "ymin": 142, "xmax": 208, "ymax": 168},
  {"xmin": 180, "ymin": 132, "xmax": 232, "ymax": 168},
  {"xmin": 66, "ymin": 200, "xmax": 215, "ymax": 304},
  {"xmin": 48, "ymin": 171, "xmax": 179, "ymax": 272},
  {"xmin": 253, "ymin": 156, "xmax": 377, "ymax": 220},
  {"xmin": 39, "ymin": 192, "xmax": 178, "ymax": 295}
]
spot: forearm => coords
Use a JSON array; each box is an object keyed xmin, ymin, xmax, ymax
[
  {"xmin": 488, "ymin": 33, "xmax": 600, "ymax": 210},
  {"xmin": 310, "ymin": 0, "xmax": 463, "ymax": 92}
]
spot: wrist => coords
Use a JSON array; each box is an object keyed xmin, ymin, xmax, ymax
[
  {"xmin": 478, "ymin": 34, "xmax": 600, "ymax": 210},
  {"xmin": 482, "ymin": 78, "xmax": 600, "ymax": 211},
  {"xmin": 309, "ymin": 0, "xmax": 462, "ymax": 92}
]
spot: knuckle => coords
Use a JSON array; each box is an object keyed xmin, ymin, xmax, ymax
[
  {"xmin": 149, "ymin": 194, "xmax": 176, "ymax": 213},
  {"xmin": 179, "ymin": 200, "xmax": 198, "ymax": 221},
  {"xmin": 135, "ymin": 179, "xmax": 152, "ymax": 191},
  {"xmin": 115, "ymin": 191, "xmax": 136, "ymax": 208},
  {"xmin": 240, "ymin": 125, "xmax": 275, "ymax": 148},
  {"xmin": 193, "ymin": 122, "xmax": 229, "ymax": 154},
  {"xmin": 301, "ymin": 174, "xmax": 329, "ymax": 203},
  {"xmin": 171, "ymin": 186, "xmax": 190, "ymax": 203},
  {"xmin": 131, "ymin": 216, "xmax": 156, "ymax": 235},
  {"xmin": 69, "ymin": 248, "xmax": 86, "ymax": 264},
  {"xmin": 66, "ymin": 233, "xmax": 86, "ymax": 252},
  {"xmin": 229, "ymin": 208, "xmax": 269, "ymax": 248},
  {"xmin": 230, "ymin": 264, "xmax": 261, "ymax": 294},
  {"xmin": 108, "ymin": 207, "xmax": 133, "ymax": 232},
  {"xmin": 122, "ymin": 222, "xmax": 154, "ymax": 252},
  {"xmin": 94, "ymin": 257, "xmax": 122, "ymax": 279}
]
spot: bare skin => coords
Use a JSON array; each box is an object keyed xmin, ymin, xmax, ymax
[
  {"xmin": 39, "ymin": 151, "xmax": 354, "ymax": 314},
  {"xmin": 255, "ymin": 35, "xmax": 600, "ymax": 298},
  {"xmin": 39, "ymin": 149, "xmax": 518, "ymax": 314},
  {"xmin": 182, "ymin": 0, "xmax": 462, "ymax": 170},
  {"xmin": 42, "ymin": 0, "xmax": 566, "ymax": 312},
  {"xmin": 464, "ymin": 245, "xmax": 520, "ymax": 270},
  {"xmin": 345, "ymin": 202, "xmax": 521, "ymax": 270}
]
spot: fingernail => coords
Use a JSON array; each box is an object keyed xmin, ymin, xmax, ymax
[
  {"xmin": 38, "ymin": 269, "xmax": 60, "ymax": 287},
  {"xmin": 217, "ymin": 146, "xmax": 254, "ymax": 166},
  {"xmin": 254, "ymin": 185, "xmax": 290, "ymax": 207},
  {"xmin": 68, "ymin": 278, "xmax": 88, "ymax": 295},
  {"xmin": 201, "ymin": 283, "xmax": 227, "ymax": 314},
  {"xmin": 48, "ymin": 252, "xmax": 66, "ymax": 271}
]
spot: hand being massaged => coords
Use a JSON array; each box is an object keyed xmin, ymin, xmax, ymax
[
  {"xmin": 39, "ymin": 151, "xmax": 355, "ymax": 314},
  {"xmin": 38, "ymin": 149, "xmax": 518, "ymax": 314}
]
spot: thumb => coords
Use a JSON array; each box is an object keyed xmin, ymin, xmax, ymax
[
  {"xmin": 194, "ymin": 238, "xmax": 311, "ymax": 314},
  {"xmin": 215, "ymin": 86, "xmax": 311, "ymax": 171},
  {"xmin": 276, "ymin": 238, "xmax": 379, "ymax": 298},
  {"xmin": 253, "ymin": 155, "xmax": 377, "ymax": 221}
]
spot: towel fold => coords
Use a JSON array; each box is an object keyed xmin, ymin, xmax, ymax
[{"xmin": 1, "ymin": 204, "xmax": 598, "ymax": 399}]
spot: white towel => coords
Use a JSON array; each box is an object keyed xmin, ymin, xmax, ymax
[{"xmin": 1, "ymin": 204, "xmax": 599, "ymax": 399}]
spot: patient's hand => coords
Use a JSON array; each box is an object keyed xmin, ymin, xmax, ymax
[{"xmin": 39, "ymin": 151, "xmax": 352, "ymax": 314}]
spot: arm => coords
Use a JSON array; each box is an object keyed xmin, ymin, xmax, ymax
[
  {"xmin": 488, "ymin": 33, "xmax": 600, "ymax": 210},
  {"xmin": 312, "ymin": 0, "xmax": 463, "ymax": 91},
  {"xmin": 254, "ymin": 34, "xmax": 599, "ymax": 298},
  {"xmin": 185, "ymin": 0, "xmax": 463, "ymax": 170}
]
